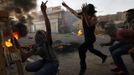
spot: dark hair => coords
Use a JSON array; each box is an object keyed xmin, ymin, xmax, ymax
[
  {"xmin": 78, "ymin": 4, "xmax": 97, "ymax": 16},
  {"xmin": 126, "ymin": 9, "xmax": 134, "ymax": 13},
  {"xmin": 126, "ymin": 8, "xmax": 134, "ymax": 23},
  {"xmin": 35, "ymin": 30, "xmax": 47, "ymax": 44},
  {"xmin": 86, "ymin": 4, "xmax": 96, "ymax": 15}
]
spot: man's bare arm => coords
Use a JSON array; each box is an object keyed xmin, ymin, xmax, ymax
[
  {"xmin": 41, "ymin": 1, "xmax": 52, "ymax": 45},
  {"xmin": 62, "ymin": 2, "xmax": 82, "ymax": 19}
]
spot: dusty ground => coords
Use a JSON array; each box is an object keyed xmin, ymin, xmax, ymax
[{"xmin": 9, "ymin": 33, "xmax": 134, "ymax": 75}]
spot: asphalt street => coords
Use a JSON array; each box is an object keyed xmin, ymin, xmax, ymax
[{"xmin": 10, "ymin": 33, "xmax": 134, "ymax": 75}]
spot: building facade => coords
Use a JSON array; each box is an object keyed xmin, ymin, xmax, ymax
[
  {"xmin": 33, "ymin": 6, "xmax": 64, "ymax": 33},
  {"xmin": 33, "ymin": 6, "xmax": 78, "ymax": 33}
]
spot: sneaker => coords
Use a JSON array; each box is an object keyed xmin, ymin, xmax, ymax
[
  {"xmin": 111, "ymin": 67, "xmax": 129, "ymax": 75},
  {"xmin": 116, "ymin": 70, "xmax": 125, "ymax": 75},
  {"xmin": 111, "ymin": 68, "xmax": 121, "ymax": 72}
]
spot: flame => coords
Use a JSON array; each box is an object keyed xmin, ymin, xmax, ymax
[
  {"xmin": 12, "ymin": 32, "xmax": 19, "ymax": 40},
  {"xmin": 77, "ymin": 30, "xmax": 83, "ymax": 36},
  {"xmin": 5, "ymin": 39, "xmax": 13, "ymax": 47},
  {"xmin": 4, "ymin": 32, "xmax": 19, "ymax": 47}
]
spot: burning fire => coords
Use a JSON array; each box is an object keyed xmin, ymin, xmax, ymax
[
  {"xmin": 4, "ymin": 32, "xmax": 19, "ymax": 47},
  {"xmin": 5, "ymin": 39, "xmax": 13, "ymax": 47},
  {"xmin": 77, "ymin": 30, "xmax": 83, "ymax": 36},
  {"xmin": 12, "ymin": 32, "xmax": 19, "ymax": 40}
]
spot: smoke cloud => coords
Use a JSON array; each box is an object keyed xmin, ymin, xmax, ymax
[
  {"xmin": 14, "ymin": 0, "xmax": 37, "ymax": 12},
  {"xmin": 4, "ymin": 0, "xmax": 37, "ymax": 13}
]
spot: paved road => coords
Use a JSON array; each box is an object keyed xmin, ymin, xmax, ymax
[
  {"xmin": 56, "ymin": 34, "xmax": 134, "ymax": 75},
  {"xmin": 11, "ymin": 33, "xmax": 134, "ymax": 75}
]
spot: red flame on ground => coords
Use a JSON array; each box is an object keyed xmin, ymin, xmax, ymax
[
  {"xmin": 4, "ymin": 32, "xmax": 20, "ymax": 47},
  {"xmin": 12, "ymin": 32, "xmax": 20, "ymax": 40}
]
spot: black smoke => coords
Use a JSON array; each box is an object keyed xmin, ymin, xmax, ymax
[
  {"xmin": 13, "ymin": 22, "xmax": 28, "ymax": 37},
  {"xmin": 4, "ymin": 0, "xmax": 37, "ymax": 13},
  {"xmin": 14, "ymin": 0, "xmax": 37, "ymax": 12}
]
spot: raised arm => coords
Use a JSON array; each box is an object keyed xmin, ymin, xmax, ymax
[
  {"xmin": 41, "ymin": 1, "xmax": 52, "ymax": 45},
  {"xmin": 62, "ymin": 2, "xmax": 82, "ymax": 19}
]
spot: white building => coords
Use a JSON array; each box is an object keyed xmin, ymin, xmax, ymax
[{"xmin": 33, "ymin": 6, "xmax": 64, "ymax": 33}]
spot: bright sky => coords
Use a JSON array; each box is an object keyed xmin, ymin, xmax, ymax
[{"xmin": 37, "ymin": 0, "xmax": 134, "ymax": 16}]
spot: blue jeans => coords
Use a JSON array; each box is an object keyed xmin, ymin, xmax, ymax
[
  {"xmin": 25, "ymin": 60, "xmax": 59, "ymax": 75},
  {"xmin": 109, "ymin": 42, "xmax": 133, "ymax": 75}
]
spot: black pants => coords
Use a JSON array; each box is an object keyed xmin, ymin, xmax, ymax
[{"xmin": 78, "ymin": 40, "xmax": 105, "ymax": 69}]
